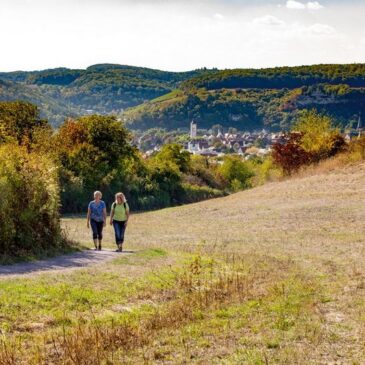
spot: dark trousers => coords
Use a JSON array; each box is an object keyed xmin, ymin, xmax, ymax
[
  {"xmin": 90, "ymin": 219, "xmax": 104, "ymax": 240},
  {"xmin": 113, "ymin": 220, "xmax": 127, "ymax": 245}
]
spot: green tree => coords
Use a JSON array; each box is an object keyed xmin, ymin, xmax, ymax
[
  {"xmin": 148, "ymin": 160, "xmax": 183, "ymax": 205},
  {"xmin": 154, "ymin": 143, "xmax": 191, "ymax": 173},
  {"xmin": 55, "ymin": 115, "xmax": 136, "ymax": 212},
  {"xmin": 218, "ymin": 156, "xmax": 254, "ymax": 192},
  {"xmin": 0, "ymin": 101, "xmax": 48, "ymax": 147},
  {"xmin": 293, "ymin": 110, "xmax": 340, "ymax": 160}
]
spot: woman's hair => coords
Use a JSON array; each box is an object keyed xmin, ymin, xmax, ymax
[
  {"xmin": 94, "ymin": 191, "xmax": 102, "ymax": 199},
  {"xmin": 115, "ymin": 192, "xmax": 126, "ymax": 204}
]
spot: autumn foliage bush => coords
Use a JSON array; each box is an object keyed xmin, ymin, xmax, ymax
[
  {"xmin": 0, "ymin": 144, "xmax": 66, "ymax": 258},
  {"xmin": 272, "ymin": 110, "xmax": 347, "ymax": 175},
  {"xmin": 0, "ymin": 101, "xmax": 48, "ymax": 146},
  {"xmin": 272, "ymin": 132, "xmax": 313, "ymax": 175}
]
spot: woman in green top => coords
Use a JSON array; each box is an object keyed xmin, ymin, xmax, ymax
[{"xmin": 110, "ymin": 192, "xmax": 130, "ymax": 252}]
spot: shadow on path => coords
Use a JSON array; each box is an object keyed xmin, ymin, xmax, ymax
[{"xmin": 0, "ymin": 249, "xmax": 134, "ymax": 277}]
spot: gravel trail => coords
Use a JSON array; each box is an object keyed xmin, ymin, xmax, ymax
[{"xmin": 0, "ymin": 249, "xmax": 133, "ymax": 278}]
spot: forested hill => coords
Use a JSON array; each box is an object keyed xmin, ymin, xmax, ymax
[
  {"xmin": 123, "ymin": 85, "xmax": 365, "ymax": 131},
  {"xmin": 181, "ymin": 64, "xmax": 365, "ymax": 90},
  {"xmin": 0, "ymin": 64, "xmax": 216, "ymax": 126},
  {"xmin": 124, "ymin": 64, "xmax": 365, "ymax": 131},
  {"xmin": 1, "ymin": 63, "xmax": 365, "ymax": 130}
]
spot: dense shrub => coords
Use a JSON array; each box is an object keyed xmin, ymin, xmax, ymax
[
  {"xmin": 146, "ymin": 159, "xmax": 184, "ymax": 207},
  {"xmin": 293, "ymin": 110, "xmax": 346, "ymax": 161},
  {"xmin": 273, "ymin": 110, "xmax": 347, "ymax": 175},
  {"xmin": 0, "ymin": 144, "xmax": 66, "ymax": 258},
  {"xmin": 190, "ymin": 155, "xmax": 226, "ymax": 190},
  {"xmin": 218, "ymin": 156, "xmax": 254, "ymax": 192},
  {"xmin": 181, "ymin": 184, "xmax": 225, "ymax": 203},
  {"xmin": 0, "ymin": 101, "xmax": 48, "ymax": 147},
  {"xmin": 247, "ymin": 157, "xmax": 282, "ymax": 186},
  {"xmin": 272, "ymin": 133, "xmax": 312, "ymax": 176}
]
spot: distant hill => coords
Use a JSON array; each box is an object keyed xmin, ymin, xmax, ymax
[
  {"xmin": 0, "ymin": 64, "xmax": 217, "ymax": 127},
  {"xmin": 0, "ymin": 78, "xmax": 83, "ymax": 125},
  {"xmin": 181, "ymin": 64, "xmax": 365, "ymax": 90},
  {"xmin": 123, "ymin": 84, "xmax": 365, "ymax": 131},
  {"xmin": 125, "ymin": 64, "xmax": 365, "ymax": 131},
  {"xmin": 1, "ymin": 63, "xmax": 365, "ymax": 130}
]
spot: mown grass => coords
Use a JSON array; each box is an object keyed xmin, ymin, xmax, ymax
[
  {"xmin": 0, "ymin": 253, "xmax": 326, "ymax": 364},
  {"xmin": 0, "ymin": 249, "xmax": 173, "ymax": 335},
  {"xmin": 1, "ymin": 161, "xmax": 365, "ymax": 363}
]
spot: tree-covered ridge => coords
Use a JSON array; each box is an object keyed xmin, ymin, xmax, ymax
[
  {"xmin": 124, "ymin": 85, "xmax": 365, "ymax": 131},
  {"xmin": 0, "ymin": 64, "xmax": 217, "ymax": 126},
  {"xmin": 0, "ymin": 80, "xmax": 82, "ymax": 126},
  {"xmin": 182, "ymin": 64, "xmax": 365, "ymax": 90},
  {"xmin": 0, "ymin": 64, "xmax": 217, "ymax": 86},
  {"xmin": 1, "ymin": 63, "xmax": 365, "ymax": 129},
  {"xmin": 0, "ymin": 68, "xmax": 83, "ymax": 84}
]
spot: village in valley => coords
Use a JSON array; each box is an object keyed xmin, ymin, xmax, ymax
[
  {"xmin": 185, "ymin": 120, "xmax": 286, "ymax": 159},
  {"xmin": 138, "ymin": 121, "xmax": 287, "ymax": 159},
  {"xmin": 137, "ymin": 115, "xmax": 363, "ymax": 159}
]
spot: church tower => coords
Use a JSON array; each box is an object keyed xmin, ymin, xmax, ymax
[{"xmin": 190, "ymin": 120, "xmax": 197, "ymax": 139}]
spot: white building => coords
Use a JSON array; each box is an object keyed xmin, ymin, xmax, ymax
[
  {"xmin": 187, "ymin": 141, "xmax": 201, "ymax": 153},
  {"xmin": 190, "ymin": 120, "xmax": 197, "ymax": 139}
]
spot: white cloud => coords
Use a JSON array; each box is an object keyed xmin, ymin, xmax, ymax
[
  {"xmin": 213, "ymin": 13, "xmax": 224, "ymax": 20},
  {"xmin": 0, "ymin": 0, "xmax": 364, "ymax": 71},
  {"xmin": 286, "ymin": 0, "xmax": 324, "ymax": 10},
  {"xmin": 307, "ymin": 2, "xmax": 324, "ymax": 10},
  {"xmin": 252, "ymin": 15, "xmax": 285, "ymax": 27},
  {"xmin": 307, "ymin": 23, "xmax": 336, "ymax": 36},
  {"xmin": 251, "ymin": 16, "xmax": 337, "ymax": 40},
  {"xmin": 286, "ymin": 1, "xmax": 306, "ymax": 10}
]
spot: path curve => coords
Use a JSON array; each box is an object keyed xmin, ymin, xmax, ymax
[{"xmin": 0, "ymin": 249, "xmax": 134, "ymax": 278}]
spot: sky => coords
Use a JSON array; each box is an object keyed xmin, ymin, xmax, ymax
[{"xmin": 0, "ymin": 0, "xmax": 364, "ymax": 72}]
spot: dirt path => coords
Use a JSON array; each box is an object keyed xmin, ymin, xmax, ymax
[{"xmin": 0, "ymin": 249, "xmax": 133, "ymax": 278}]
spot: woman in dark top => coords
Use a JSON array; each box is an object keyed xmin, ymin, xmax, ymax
[{"xmin": 87, "ymin": 191, "xmax": 107, "ymax": 250}]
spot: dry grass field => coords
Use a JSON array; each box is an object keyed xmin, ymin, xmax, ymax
[{"xmin": 1, "ymin": 161, "xmax": 365, "ymax": 364}]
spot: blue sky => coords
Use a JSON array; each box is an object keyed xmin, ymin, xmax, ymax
[{"xmin": 0, "ymin": 0, "xmax": 364, "ymax": 71}]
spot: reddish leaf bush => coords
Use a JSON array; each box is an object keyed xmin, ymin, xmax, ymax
[
  {"xmin": 272, "ymin": 132, "xmax": 312, "ymax": 175},
  {"xmin": 273, "ymin": 132, "xmax": 347, "ymax": 176}
]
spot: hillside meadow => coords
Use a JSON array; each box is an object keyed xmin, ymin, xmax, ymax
[{"xmin": 0, "ymin": 160, "xmax": 364, "ymax": 364}]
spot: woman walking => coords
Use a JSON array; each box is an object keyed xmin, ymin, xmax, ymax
[
  {"xmin": 87, "ymin": 191, "xmax": 107, "ymax": 250},
  {"xmin": 110, "ymin": 192, "xmax": 130, "ymax": 252}
]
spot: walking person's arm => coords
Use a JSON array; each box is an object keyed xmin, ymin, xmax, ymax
[
  {"xmin": 110, "ymin": 205, "xmax": 114, "ymax": 225},
  {"xmin": 87, "ymin": 207, "xmax": 91, "ymax": 228},
  {"xmin": 125, "ymin": 204, "xmax": 130, "ymax": 226},
  {"xmin": 103, "ymin": 206, "xmax": 107, "ymax": 227}
]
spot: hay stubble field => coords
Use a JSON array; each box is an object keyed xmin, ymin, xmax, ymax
[{"xmin": 1, "ymin": 162, "xmax": 365, "ymax": 364}]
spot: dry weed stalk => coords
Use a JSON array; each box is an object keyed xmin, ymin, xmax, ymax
[{"xmin": 2, "ymin": 255, "xmax": 276, "ymax": 364}]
